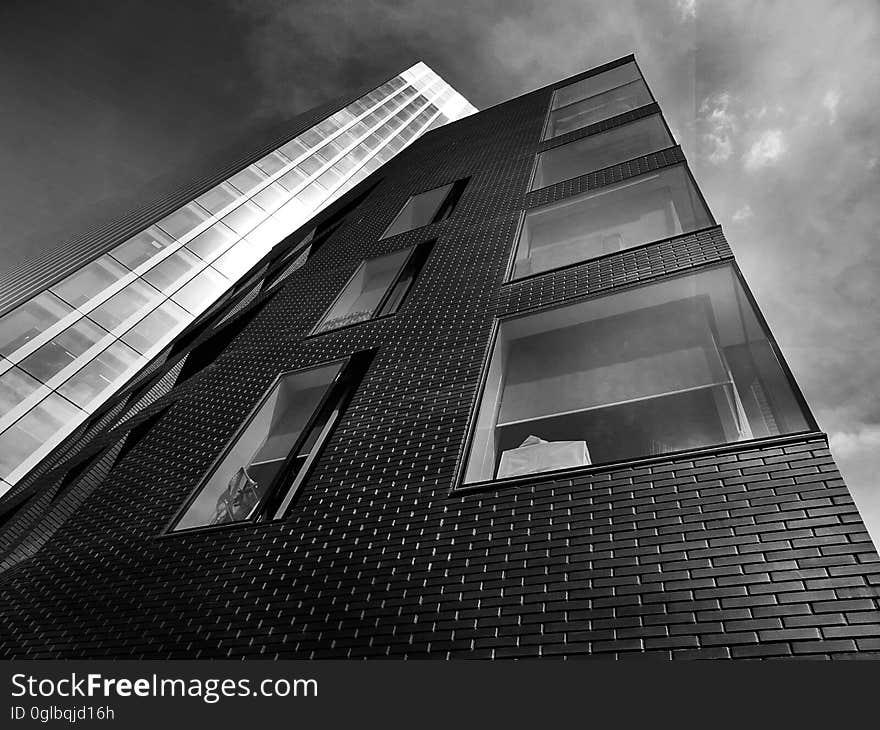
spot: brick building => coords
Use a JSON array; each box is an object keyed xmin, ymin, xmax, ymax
[{"xmin": 0, "ymin": 55, "xmax": 878, "ymax": 658}]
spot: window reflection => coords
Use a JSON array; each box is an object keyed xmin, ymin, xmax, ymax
[
  {"xmin": 196, "ymin": 183, "xmax": 242, "ymax": 216},
  {"xmin": 0, "ymin": 292, "xmax": 74, "ymax": 357},
  {"xmin": 156, "ymin": 202, "xmax": 212, "ymax": 241},
  {"xmin": 171, "ymin": 267, "xmax": 230, "ymax": 316},
  {"xmin": 110, "ymin": 226, "xmax": 176, "ymax": 269},
  {"xmin": 88, "ymin": 280, "xmax": 164, "ymax": 335},
  {"xmin": 228, "ymin": 166, "xmax": 267, "ymax": 196},
  {"xmin": 141, "ymin": 248, "xmax": 205, "ymax": 294},
  {"xmin": 0, "ymin": 366, "xmax": 45, "ymax": 418},
  {"xmin": 57, "ymin": 341, "xmax": 144, "ymax": 411},
  {"xmin": 19, "ymin": 318, "xmax": 112, "ymax": 384},
  {"xmin": 221, "ymin": 200, "xmax": 265, "ymax": 236},
  {"xmin": 49, "ymin": 255, "xmax": 130, "ymax": 309},
  {"xmin": 185, "ymin": 222, "xmax": 238, "ymax": 263},
  {"xmin": 121, "ymin": 299, "xmax": 190, "ymax": 355}
]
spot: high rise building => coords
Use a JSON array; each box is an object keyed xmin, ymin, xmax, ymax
[
  {"xmin": 0, "ymin": 62, "xmax": 476, "ymax": 495},
  {"xmin": 1, "ymin": 55, "xmax": 878, "ymax": 659}
]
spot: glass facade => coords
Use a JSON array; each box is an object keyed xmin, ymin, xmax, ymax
[
  {"xmin": 0, "ymin": 62, "xmax": 477, "ymax": 495},
  {"xmin": 464, "ymin": 266, "xmax": 811, "ymax": 484}
]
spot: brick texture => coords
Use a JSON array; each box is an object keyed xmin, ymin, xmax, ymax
[{"xmin": 0, "ymin": 59, "xmax": 877, "ymax": 659}]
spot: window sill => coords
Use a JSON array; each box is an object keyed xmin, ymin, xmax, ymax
[{"xmin": 453, "ymin": 430, "xmax": 828, "ymax": 496}]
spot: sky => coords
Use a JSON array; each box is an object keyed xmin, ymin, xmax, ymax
[{"xmin": 1, "ymin": 0, "xmax": 878, "ymax": 543}]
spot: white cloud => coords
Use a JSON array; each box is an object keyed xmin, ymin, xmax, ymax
[
  {"xmin": 743, "ymin": 129, "xmax": 786, "ymax": 170},
  {"xmin": 830, "ymin": 425, "xmax": 880, "ymax": 458},
  {"xmin": 732, "ymin": 204, "xmax": 753, "ymax": 222},
  {"xmin": 699, "ymin": 92, "xmax": 736, "ymax": 164},
  {"xmin": 822, "ymin": 89, "xmax": 840, "ymax": 124},
  {"xmin": 675, "ymin": 0, "xmax": 697, "ymax": 20}
]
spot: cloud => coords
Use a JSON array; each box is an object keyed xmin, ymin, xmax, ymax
[
  {"xmin": 822, "ymin": 89, "xmax": 840, "ymax": 124},
  {"xmin": 743, "ymin": 129, "xmax": 786, "ymax": 170},
  {"xmin": 698, "ymin": 92, "xmax": 736, "ymax": 164},
  {"xmin": 830, "ymin": 426, "xmax": 880, "ymax": 458},
  {"xmin": 731, "ymin": 204, "xmax": 753, "ymax": 222},
  {"xmin": 675, "ymin": 0, "xmax": 697, "ymax": 21}
]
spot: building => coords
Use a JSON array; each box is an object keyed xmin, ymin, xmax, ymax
[
  {"xmin": 0, "ymin": 55, "xmax": 878, "ymax": 659},
  {"xmin": 0, "ymin": 61, "xmax": 476, "ymax": 496}
]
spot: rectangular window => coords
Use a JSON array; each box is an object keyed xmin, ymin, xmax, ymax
[
  {"xmin": 532, "ymin": 115, "xmax": 673, "ymax": 190},
  {"xmin": 0, "ymin": 292, "xmax": 74, "ymax": 358},
  {"xmin": 110, "ymin": 226, "xmax": 176, "ymax": 270},
  {"xmin": 49, "ymin": 255, "xmax": 131, "ymax": 309},
  {"xmin": 512, "ymin": 165, "xmax": 712, "ymax": 280},
  {"xmin": 545, "ymin": 62, "xmax": 652, "ymax": 140},
  {"xmin": 380, "ymin": 180, "xmax": 467, "ymax": 239},
  {"xmin": 312, "ymin": 241, "xmax": 432, "ymax": 334},
  {"xmin": 171, "ymin": 352, "xmax": 373, "ymax": 531},
  {"xmin": 463, "ymin": 265, "xmax": 811, "ymax": 485}
]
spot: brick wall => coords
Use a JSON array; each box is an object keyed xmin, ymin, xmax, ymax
[{"xmin": 0, "ymin": 60, "xmax": 877, "ymax": 658}]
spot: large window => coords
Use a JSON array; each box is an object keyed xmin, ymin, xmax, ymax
[
  {"xmin": 545, "ymin": 62, "xmax": 652, "ymax": 140},
  {"xmin": 532, "ymin": 115, "xmax": 673, "ymax": 190},
  {"xmin": 312, "ymin": 241, "xmax": 433, "ymax": 334},
  {"xmin": 172, "ymin": 353, "xmax": 372, "ymax": 531},
  {"xmin": 380, "ymin": 180, "xmax": 467, "ymax": 239},
  {"xmin": 463, "ymin": 266, "xmax": 811, "ymax": 485},
  {"xmin": 512, "ymin": 165, "xmax": 712, "ymax": 280}
]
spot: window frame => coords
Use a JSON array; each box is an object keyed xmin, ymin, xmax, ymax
[
  {"xmin": 455, "ymin": 262, "xmax": 819, "ymax": 491},
  {"xmin": 504, "ymin": 163, "xmax": 717, "ymax": 283},
  {"xmin": 308, "ymin": 240, "xmax": 434, "ymax": 337},
  {"xmin": 379, "ymin": 179, "xmax": 468, "ymax": 240},
  {"xmin": 164, "ymin": 351, "xmax": 374, "ymax": 535}
]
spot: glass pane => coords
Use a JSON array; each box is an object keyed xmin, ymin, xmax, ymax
[
  {"xmin": 278, "ymin": 138, "xmax": 309, "ymax": 161},
  {"xmin": 314, "ymin": 248, "xmax": 411, "ymax": 333},
  {"xmin": 552, "ymin": 62, "xmax": 642, "ymax": 109},
  {"xmin": 250, "ymin": 183, "xmax": 288, "ymax": 213},
  {"xmin": 221, "ymin": 200, "xmax": 266, "ymax": 236},
  {"xmin": 533, "ymin": 115, "xmax": 673, "ymax": 189},
  {"xmin": 110, "ymin": 226, "xmax": 176, "ymax": 269},
  {"xmin": 141, "ymin": 248, "xmax": 205, "ymax": 294},
  {"xmin": 49, "ymin": 255, "xmax": 130, "ymax": 309},
  {"xmin": 546, "ymin": 80, "xmax": 653, "ymax": 139},
  {"xmin": 381, "ymin": 183, "xmax": 453, "ymax": 239},
  {"xmin": 0, "ymin": 366, "xmax": 45, "ymax": 416},
  {"xmin": 171, "ymin": 267, "xmax": 230, "ymax": 316},
  {"xmin": 0, "ymin": 393, "xmax": 84, "ymax": 481},
  {"xmin": 156, "ymin": 202, "xmax": 212, "ymax": 240},
  {"xmin": 297, "ymin": 156, "xmax": 324, "ymax": 176},
  {"xmin": 464, "ymin": 265, "xmax": 810, "ymax": 484},
  {"xmin": 0, "ymin": 292, "xmax": 74, "ymax": 357},
  {"xmin": 277, "ymin": 167, "xmax": 308, "ymax": 192},
  {"xmin": 295, "ymin": 182, "xmax": 328, "ymax": 210},
  {"xmin": 57, "ymin": 340, "xmax": 145, "ymax": 411},
  {"xmin": 185, "ymin": 222, "xmax": 238, "ymax": 262},
  {"xmin": 196, "ymin": 182, "xmax": 242, "ymax": 216},
  {"xmin": 174, "ymin": 361, "xmax": 344, "ymax": 530},
  {"xmin": 88, "ymin": 280, "xmax": 164, "ymax": 334},
  {"xmin": 212, "ymin": 240, "xmax": 259, "ymax": 280},
  {"xmin": 514, "ymin": 165, "xmax": 712, "ymax": 279},
  {"xmin": 121, "ymin": 299, "xmax": 191, "ymax": 355},
  {"xmin": 19, "ymin": 318, "xmax": 111, "ymax": 384},
  {"xmin": 227, "ymin": 166, "xmax": 268, "ymax": 196},
  {"xmin": 316, "ymin": 166, "xmax": 343, "ymax": 191},
  {"xmin": 254, "ymin": 151, "xmax": 289, "ymax": 177}
]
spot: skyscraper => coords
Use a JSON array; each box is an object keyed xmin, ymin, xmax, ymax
[
  {"xmin": 1, "ymin": 55, "xmax": 878, "ymax": 659},
  {"xmin": 0, "ymin": 61, "xmax": 476, "ymax": 496}
]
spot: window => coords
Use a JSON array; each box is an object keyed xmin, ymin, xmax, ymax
[
  {"xmin": 49, "ymin": 255, "xmax": 130, "ymax": 309},
  {"xmin": 19, "ymin": 317, "xmax": 113, "ymax": 385},
  {"xmin": 0, "ymin": 292, "xmax": 74, "ymax": 358},
  {"xmin": 512, "ymin": 165, "xmax": 712, "ymax": 280},
  {"xmin": 312, "ymin": 241, "xmax": 432, "ymax": 334},
  {"xmin": 156, "ymin": 202, "xmax": 212, "ymax": 241},
  {"xmin": 532, "ymin": 115, "xmax": 673, "ymax": 190},
  {"xmin": 110, "ymin": 226, "xmax": 176, "ymax": 270},
  {"xmin": 171, "ymin": 352, "xmax": 373, "ymax": 531},
  {"xmin": 463, "ymin": 266, "xmax": 811, "ymax": 485},
  {"xmin": 380, "ymin": 180, "xmax": 467, "ymax": 238},
  {"xmin": 545, "ymin": 62, "xmax": 652, "ymax": 140}
]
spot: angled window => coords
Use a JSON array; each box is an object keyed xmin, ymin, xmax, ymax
[
  {"xmin": 171, "ymin": 352, "xmax": 373, "ymax": 531},
  {"xmin": 512, "ymin": 165, "xmax": 712, "ymax": 280},
  {"xmin": 463, "ymin": 266, "xmax": 811, "ymax": 485},
  {"xmin": 532, "ymin": 114, "xmax": 673, "ymax": 190},
  {"xmin": 545, "ymin": 61, "xmax": 652, "ymax": 140},
  {"xmin": 0, "ymin": 292, "xmax": 74, "ymax": 358},
  {"xmin": 380, "ymin": 180, "xmax": 467, "ymax": 238},
  {"xmin": 312, "ymin": 241, "xmax": 433, "ymax": 334}
]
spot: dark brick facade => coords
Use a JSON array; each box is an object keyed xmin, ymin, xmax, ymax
[{"xmin": 0, "ymin": 56, "xmax": 877, "ymax": 658}]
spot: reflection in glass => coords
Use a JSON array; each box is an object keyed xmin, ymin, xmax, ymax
[
  {"xmin": 532, "ymin": 115, "xmax": 673, "ymax": 189},
  {"xmin": 121, "ymin": 300, "xmax": 190, "ymax": 356},
  {"xmin": 19, "ymin": 318, "xmax": 111, "ymax": 384},
  {"xmin": 49, "ymin": 255, "xmax": 130, "ymax": 309},
  {"xmin": 254, "ymin": 151, "xmax": 289, "ymax": 177},
  {"xmin": 174, "ymin": 361, "xmax": 344, "ymax": 530},
  {"xmin": 464, "ymin": 265, "xmax": 810, "ymax": 484},
  {"xmin": 141, "ymin": 248, "xmax": 205, "ymax": 294},
  {"xmin": 110, "ymin": 226, "xmax": 176, "ymax": 269},
  {"xmin": 212, "ymin": 240, "xmax": 259, "ymax": 280},
  {"xmin": 0, "ymin": 393, "xmax": 84, "ymax": 481},
  {"xmin": 545, "ymin": 80, "xmax": 653, "ymax": 139},
  {"xmin": 171, "ymin": 267, "xmax": 230, "ymax": 316},
  {"xmin": 513, "ymin": 165, "xmax": 712, "ymax": 279},
  {"xmin": 228, "ymin": 166, "xmax": 267, "ymax": 195},
  {"xmin": 0, "ymin": 366, "xmax": 45, "ymax": 417},
  {"xmin": 185, "ymin": 222, "xmax": 238, "ymax": 262},
  {"xmin": 381, "ymin": 183, "xmax": 453, "ymax": 239},
  {"xmin": 313, "ymin": 248, "xmax": 412, "ymax": 334},
  {"xmin": 156, "ymin": 202, "xmax": 212, "ymax": 240},
  {"xmin": 221, "ymin": 201, "xmax": 265, "ymax": 236},
  {"xmin": 57, "ymin": 341, "xmax": 144, "ymax": 410},
  {"xmin": 196, "ymin": 183, "xmax": 242, "ymax": 216},
  {"xmin": 250, "ymin": 183, "xmax": 288, "ymax": 213},
  {"xmin": 88, "ymin": 280, "xmax": 164, "ymax": 335},
  {"xmin": 552, "ymin": 62, "xmax": 642, "ymax": 109},
  {"xmin": 0, "ymin": 292, "xmax": 74, "ymax": 357}
]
